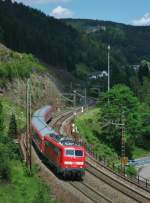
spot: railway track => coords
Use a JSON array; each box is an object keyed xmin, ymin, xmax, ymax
[
  {"xmin": 19, "ymin": 107, "xmax": 150, "ymax": 203},
  {"xmin": 51, "ymin": 107, "xmax": 81, "ymax": 129},
  {"xmin": 89, "ymin": 155, "xmax": 150, "ymax": 191},
  {"xmin": 88, "ymin": 155, "xmax": 150, "ymax": 192},
  {"xmin": 51, "ymin": 108, "xmax": 115, "ymax": 203},
  {"xmin": 86, "ymin": 160, "xmax": 150, "ymax": 203},
  {"xmin": 70, "ymin": 181, "xmax": 112, "ymax": 203},
  {"xmin": 51, "ymin": 108, "xmax": 150, "ymax": 203}
]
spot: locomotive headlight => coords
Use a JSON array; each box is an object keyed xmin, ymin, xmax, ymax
[
  {"xmin": 76, "ymin": 162, "xmax": 84, "ymax": 165},
  {"xmin": 64, "ymin": 161, "xmax": 72, "ymax": 165}
]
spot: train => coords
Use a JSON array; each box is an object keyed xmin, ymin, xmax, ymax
[{"xmin": 31, "ymin": 106, "xmax": 86, "ymax": 179}]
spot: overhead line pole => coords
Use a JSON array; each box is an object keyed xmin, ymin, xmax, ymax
[
  {"xmin": 26, "ymin": 78, "xmax": 32, "ymax": 174},
  {"xmin": 26, "ymin": 79, "xmax": 29, "ymax": 167},
  {"xmin": 108, "ymin": 45, "xmax": 110, "ymax": 92},
  {"xmin": 28, "ymin": 79, "xmax": 32, "ymax": 174},
  {"xmin": 73, "ymin": 90, "xmax": 76, "ymax": 108},
  {"xmin": 84, "ymin": 88, "xmax": 87, "ymax": 109},
  {"xmin": 111, "ymin": 111, "xmax": 126, "ymax": 174},
  {"xmin": 121, "ymin": 112, "xmax": 126, "ymax": 172},
  {"xmin": 107, "ymin": 45, "xmax": 110, "ymax": 105}
]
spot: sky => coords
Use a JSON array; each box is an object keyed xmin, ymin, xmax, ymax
[{"xmin": 13, "ymin": 0, "xmax": 150, "ymax": 26}]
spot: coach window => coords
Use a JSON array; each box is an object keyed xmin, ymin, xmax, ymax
[{"xmin": 33, "ymin": 132, "xmax": 41, "ymax": 144}]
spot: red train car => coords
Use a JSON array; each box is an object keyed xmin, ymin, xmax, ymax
[{"xmin": 32, "ymin": 106, "xmax": 86, "ymax": 179}]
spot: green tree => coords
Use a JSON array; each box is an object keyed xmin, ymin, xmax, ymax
[
  {"xmin": 138, "ymin": 78, "xmax": 150, "ymax": 105},
  {"xmin": 0, "ymin": 143, "xmax": 11, "ymax": 182},
  {"xmin": 0, "ymin": 26, "xmax": 4, "ymax": 42},
  {"xmin": 99, "ymin": 84, "xmax": 141, "ymax": 158},
  {"xmin": 8, "ymin": 114, "xmax": 18, "ymax": 139},
  {"xmin": 74, "ymin": 63, "xmax": 90, "ymax": 79},
  {"xmin": 0, "ymin": 101, "xmax": 4, "ymax": 133},
  {"xmin": 137, "ymin": 104, "xmax": 150, "ymax": 150},
  {"xmin": 138, "ymin": 60, "xmax": 150, "ymax": 84}
]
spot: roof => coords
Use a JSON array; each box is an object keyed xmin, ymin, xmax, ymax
[
  {"xmin": 32, "ymin": 106, "xmax": 55, "ymax": 137},
  {"xmin": 48, "ymin": 134, "xmax": 80, "ymax": 146},
  {"xmin": 32, "ymin": 106, "xmax": 81, "ymax": 146}
]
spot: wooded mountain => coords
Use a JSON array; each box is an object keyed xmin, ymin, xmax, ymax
[
  {"xmin": 0, "ymin": 0, "xmax": 150, "ymax": 89},
  {"xmin": 0, "ymin": 0, "xmax": 83, "ymax": 71},
  {"xmin": 64, "ymin": 18, "xmax": 150, "ymax": 64}
]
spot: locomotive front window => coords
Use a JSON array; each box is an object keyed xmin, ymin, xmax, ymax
[
  {"xmin": 75, "ymin": 150, "xmax": 83, "ymax": 157},
  {"xmin": 65, "ymin": 149, "xmax": 74, "ymax": 156}
]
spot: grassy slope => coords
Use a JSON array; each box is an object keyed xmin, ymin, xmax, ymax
[
  {"xmin": 0, "ymin": 161, "xmax": 51, "ymax": 203},
  {"xmin": 0, "ymin": 43, "xmax": 46, "ymax": 86},
  {"xmin": 1, "ymin": 98, "xmax": 26, "ymax": 132},
  {"xmin": 0, "ymin": 44, "xmax": 58, "ymax": 203},
  {"xmin": 76, "ymin": 108, "xmax": 150, "ymax": 161},
  {"xmin": 132, "ymin": 147, "xmax": 150, "ymax": 159},
  {"xmin": 75, "ymin": 108, "xmax": 118, "ymax": 162},
  {"xmin": 0, "ymin": 99, "xmax": 56, "ymax": 203}
]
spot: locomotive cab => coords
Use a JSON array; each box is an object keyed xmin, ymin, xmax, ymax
[{"xmin": 60, "ymin": 146, "xmax": 86, "ymax": 178}]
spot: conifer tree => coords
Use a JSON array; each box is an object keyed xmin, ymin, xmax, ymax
[
  {"xmin": 0, "ymin": 101, "xmax": 4, "ymax": 133},
  {"xmin": 8, "ymin": 114, "xmax": 18, "ymax": 139}
]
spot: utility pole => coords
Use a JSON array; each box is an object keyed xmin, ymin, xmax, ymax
[
  {"xmin": 84, "ymin": 88, "xmax": 87, "ymax": 109},
  {"xmin": 108, "ymin": 45, "xmax": 110, "ymax": 92},
  {"xmin": 26, "ymin": 80, "xmax": 29, "ymax": 167},
  {"xmin": 70, "ymin": 82, "xmax": 73, "ymax": 92},
  {"xmin": 107, "ymin": 45, "xmax": 110, "ymax": 105},
  {"xmin": 73, "ymin": 90, "xmax": 76, "ymax": 107},
  {"xmin": 111, "ymin": 111, "xmax": 126, "ymax": 174},
  {"xmin": 121, "ymin": 112, "xmax": 126, "ymax": 172},
  {"xmin": 26, "ymin": 78, "xmax": 32, "ymax": 174},
  {"xmin": 28, "ymin": 79, "xmax": 32, "ymax": 174}
]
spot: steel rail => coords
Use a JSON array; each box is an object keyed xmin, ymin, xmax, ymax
[{"xmin": 70, "ymin": 181, "xmax": 112, "ymax": 203}]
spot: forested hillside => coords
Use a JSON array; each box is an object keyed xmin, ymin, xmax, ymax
[
  {"xmin": 0, "ymin": 0, "xmax": 150, "ymax": 91},
  {"xmin": 0, "ymin": 0, "xmax": 134, "ymax": 86},
  {"xmin": 0, "ymin": 0, "xmax": 82, "ymax": 71},
  {"xmin": 0, "ymin": 41, "xmax": 61, "ymax": 202},
  {"xmin": 64, "ymin": 18, "xmax": 150, "ymax": 63}
]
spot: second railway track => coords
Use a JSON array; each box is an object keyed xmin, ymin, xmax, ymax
[
  {"xmin": 86, "ymin": 160, "xmax": 150, "ymax": 203},
  {"xmin": 70, "ymin": 181, "xmax": 112, "ymax": 203},
  {"xmin": 52, "ymin": 108, "xmax": 150, "ymax": 203},
  {"xmin": 19, "ymin": 107, "xmax": 150, "ymax": 203}
]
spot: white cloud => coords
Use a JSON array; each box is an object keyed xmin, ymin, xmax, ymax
[
  {"xmin": 13, "ymin": 0, "xmax": 70, "ymax": 5},
  {"xmin": 132, "ymin": 13, "xmax": 150, "ymax": 26},
  {"xmin": 51, "ymin": 6, "xmax": 73, "ymax": 18}
]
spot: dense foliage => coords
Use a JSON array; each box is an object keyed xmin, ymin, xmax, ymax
[
  {"xmin": 0, "ymin": 100, "xmax": 55, "ymax": 202},
  {"xmin": 99, "ymin": 85, "xmax": 141, "ymax": 158},
  {"xmin": 99, "ymin": 84, "xmax": 150, "ymax": 158},
  {"xmin": 65, "ymin": 19, "xmax": 150, "ymax": 64},
  {"xmin": 1, "ymin": 0, "xmax": 150, "ymax": 90},
  {"xmin": 0, "ymin": 0, "xmax": 82, "ymax": 71},
  {"xmin": 64, "ymin": 18, "xmax": 150, "ymax": 89},
  {"xmin": 0, "ymin": 101, "xmax": 13, "ymax": 181},
  {"xmin": 1, "ymin": 0, "xmax": 149, "ymax": 88},
  {"xmin": 75, "ymin": 108, "xmax": 118, "ymax": 162},
  {"xmin": 0, "ymin": 43, "xmax": 46, "ymax": 86},
  {"xmin": 8, "ymin": 113, "xmax": 18, "ymax": 139}
]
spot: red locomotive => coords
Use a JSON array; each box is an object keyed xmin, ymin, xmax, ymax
[{"xmin": 32, "ymin": 106, "xmax": 86, "ymax": 179}]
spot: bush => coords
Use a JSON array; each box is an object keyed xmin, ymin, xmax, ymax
[
  {"xmin": 0, "ymin": 159, "xmax": 11, "ymax": 181},
  {"xmin": 8, "ymin": 114, "xmax": 18, "ymax": 139},
  {"xmin": 0, "ymin": 143, "xmax": 11, "ymax": 181},
  {"xmin": 33, "ymin": 182, "xmax": 51, "ymax": 203},
  {"xmin": 126, "ymin": 165, "xmax": 137, "ymax": 177}
]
